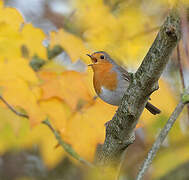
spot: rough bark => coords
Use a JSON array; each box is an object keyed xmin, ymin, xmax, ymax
[{"xmin": 95, "ymin": 9, "xmax": 181, "ymax": 167}]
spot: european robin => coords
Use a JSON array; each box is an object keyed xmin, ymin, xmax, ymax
[{"xmin": 87, "ymin": 51, "xmax": 160, "ymax": 115}]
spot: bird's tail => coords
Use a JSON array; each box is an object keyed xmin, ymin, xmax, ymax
[{"xmin": 145, "ymin": 102, "xmax": 161, "ymax": 115}]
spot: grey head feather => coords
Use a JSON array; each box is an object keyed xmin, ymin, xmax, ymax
[
  {"xmin": 92, "ymin": 51, "xmax": 130, "ymax": 81},
  {"xmin": 92, "ymin": 51, "xmax": 117, "ymax": 65}
]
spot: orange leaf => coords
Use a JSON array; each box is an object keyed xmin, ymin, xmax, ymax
[{"xmin": 39, "ymin": 71, "xmax": 94, "ymax": 111}]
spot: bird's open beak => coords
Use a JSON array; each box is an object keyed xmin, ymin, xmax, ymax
[
  {"xmin": 86, "ymin": 54, "xmax": 96, "ymax": 66},
  {"xmin": 86, "ymin": 54, "xmax": 92, "ymax": 58},
  {"xmin": 86, "ymin": 54, "xmax": 93, "ymax": 66}
]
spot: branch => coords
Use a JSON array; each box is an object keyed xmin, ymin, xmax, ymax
[
  {"xmin": 0, "ymin": 96, "xmax": 93, "ymax": 168},
  {"xmin": 177, "ymin": 44, "xmax": 189, "ymax": 120},
  {"xmin": 177, "ymin": 45, "xmax": 185, "ymax": 88},
  {"xmin": 95, "ymin": 9, "xmax": 181, "ymax": 166},
  {"xmin": 136, "ymin": 89, "xmax": 189, "ymax": 180},
  {"xmin": 180, "ymin": 10, "xmax": 189, "ymax": 120}
]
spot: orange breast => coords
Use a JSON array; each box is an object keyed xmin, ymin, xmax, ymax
[{"xmin": 92, "ymin": 62, "xmax": 118, "ymax": 94}]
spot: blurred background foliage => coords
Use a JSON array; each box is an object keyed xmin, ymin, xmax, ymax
[{"xmin": 0, "ymin": 0, "xmax": 189, "ymax": 179}]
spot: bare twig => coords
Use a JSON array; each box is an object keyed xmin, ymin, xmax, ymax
[
  {"xmin": 177, "ymin": 44, "xmax": 189, "ymax": 120},
  {"xmin": 180, "ymin": 9, "xmax": 189, "ymax": 119},
  {"xmin": 180, "ymin": 9, "xmax": 189, "ymax": 58},
  {"xmin": 136, "ymin": 90, "xmax": 189, "ymax": 180},
  {"xmin": 0, "ymin": 95, "xmax": 93, "ymax": 168},
  {"xmin": 177, "ymin": 45, "xmax": 185, "ymax": 88},
  {"xmin": 0, "ymin": 96, "xmax": 29, "ymax": 118}
]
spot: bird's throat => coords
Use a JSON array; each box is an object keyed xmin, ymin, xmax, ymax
[{"xmin": 93, "ymin": 64, "xmax": 118, "ymax": 94}]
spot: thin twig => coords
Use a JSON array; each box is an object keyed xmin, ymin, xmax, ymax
[
  {"xmin": 0, "ymin": 96, "xmax": 29, "ymax": 118},
  {"xmin": 0, "ymin": 95, "xmax": 93, "ymax": 168},
  {"xmin": 180, "ymin": 9, "xmax": 189, "ymax": 58},
  {"xmin": 136, "ymin": 90, "xmax": 189, "ymax": 180},
  {"xmin": 177, "ymin": 44, "xmax": 189, "ymax": 120},
  {"xmin": 177, "ymin": 45, "xmax": 185, "ymax": 88},
  {"xmin": 180, "ymin": 10, "xmax": 189, "ymax": 120},
  {"xmin": 42, "ymin": 119, "xmax": 94, "ymax": 168}
]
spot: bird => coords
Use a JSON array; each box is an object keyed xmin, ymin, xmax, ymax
[{"xmin": 87, "ymin": 51, "xmax": 160, "ymax": 115}]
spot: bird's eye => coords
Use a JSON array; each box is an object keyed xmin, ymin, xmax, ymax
[{"xmin": 100, "ymin": 55, "xmax": 105, "ymax": 59}]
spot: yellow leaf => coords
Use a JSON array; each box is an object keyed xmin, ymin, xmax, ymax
[
  {"xmin": 141, "ymin": 79, "xmax": 177, "ymax": 127},
  {"xmin": 0, "ymin": 57, "xmax": 38, "ymax": 84},
  {"xmin": 21, "ymin": 23, "xmax": 46, "ymax": 59},
  {"xmin": 0, "ymin": 5, "xmax": 46, "ymax": 59},
  {"xmin": 0, "ymin": 4, "xmax": 24, "ymax": 31},
  {"xmin": 39, "ymin": 99, "xmax": 71, "ymax": 134},
  {"xmin": 60, "ymin": 99, "xmax": 117, "ymax": 161},
  {"xmin": 0, "ymin": 78, "xmax": 45, "ymax": 126},
  {"xmin": 50, "ymin": 30, "xmax": 89, "ymax": 63}
]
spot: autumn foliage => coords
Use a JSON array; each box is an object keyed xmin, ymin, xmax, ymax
[{"xmin": 0, "ymin": 1, "xmax": 189, "ymax": 179}]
